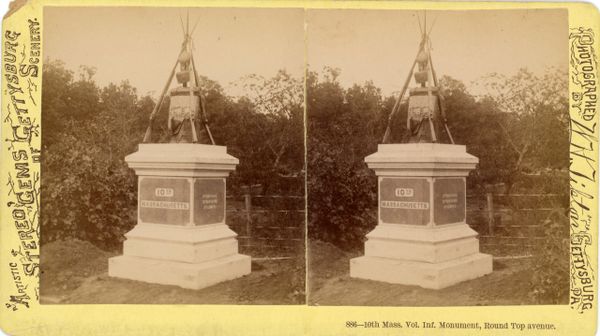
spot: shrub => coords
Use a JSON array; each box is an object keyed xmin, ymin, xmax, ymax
[{"xmin": 528, "ymin": 209, "xmax": 570, "ymax": 304}]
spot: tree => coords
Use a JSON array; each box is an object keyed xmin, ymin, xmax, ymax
[
  {"xmin": 224, "ymin": 70, "xmax": 305, "ymax": 194},
  {"xmin": 41, "ymin": 60, "xmax": 156, "ymax": 248},
  {"xmin": 236, "ymin": 70, "xmax": 304, "ymax": 176},
  {"xmin": 41, "ymin": 59, "xmax": 74, "ymax": 147},
  {"xmin": 478, "ymin": 67, "xmax": 569, "ymax": 193},
  {"xmin": 307, "ymin": 68, "xmax": 381, "ymax": 249},
  {"xmin": 437, "ymin": 76, "xmax": 512, "ymax": 191}
]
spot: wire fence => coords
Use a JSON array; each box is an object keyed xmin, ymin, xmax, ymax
[
  {"xmin": 466, "ymin": 193, "xmax": 569, "ymax": 256},
  {"xmin": 226, "ymin": 194, "xmax": 305, "ymax": 259},
  {"xmin": 224, "ymin": 190, "xmax": 567, "ymax": 258}
]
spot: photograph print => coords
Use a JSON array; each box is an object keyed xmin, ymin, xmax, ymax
[
  {"xmin": 37, "ymin": 5, "xmax": 572, "ymax": 308},
  {"xmin": 40, "ymin": 6, "xmax": 306, "ymax": 305},
  {"xmin": 306, "ymin": 8, "xmax": 570, "ymax": 306}
]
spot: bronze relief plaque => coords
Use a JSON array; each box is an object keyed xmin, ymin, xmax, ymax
[
  {"xmin": 379, "ymin": 178, "xmax": 430, "ymax": 225},
  {"xmin": 139, "ymin": 177, "xmax": 191, "ymax": 225},
  {"xmin": 194, "ymin": 179, "xmax": 225, "ymax": 225},
  {"xmin": 433, "ymin": 178, "xmax": 466, "ymax": 225}
]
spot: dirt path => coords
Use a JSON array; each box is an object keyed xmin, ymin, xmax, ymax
[
  {"xmin": 308, "ymin": 240, "xmax": 553, "ymax": 306},
  {"xmin": 40, "ymin": 239, "xmax": 305, "ymax": 305}
]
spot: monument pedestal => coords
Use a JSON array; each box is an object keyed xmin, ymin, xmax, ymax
[
  {"xmin": 108, "ymin": 144, "xmax": 251, "ymax": 290},
  {"xmin": 350, "ymin": 144, "xmax": 492, "ymax": 289}
]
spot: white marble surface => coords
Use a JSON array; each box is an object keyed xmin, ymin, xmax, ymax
[
  {"xmin": 109, "ymin": 144, "xmax": 251, "ymax": 289},
  {"xmin": 365, "ymin": 143, "xmax": 478, "ymax": 177},
  {"xmin": 351, "ymin": 143, "xmax": 492, "ymax": 289},
  {"xmin": 125, "ymin": 143, "xmax": 239, "ymax": 177}
]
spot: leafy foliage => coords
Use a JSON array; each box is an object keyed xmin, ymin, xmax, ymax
[
  {"xmin": 227, "ymin": 70, "xmax": 305, "ymax": 194},
  {"xmin": 476, "ymin": 68, "xmax": 569, "ymax": 192},
  {"xmin": 307, "ymin": 68, "xmax": 385, "ymax": 249},
  {"xmin": 528, "ymin": 209, "xmax": 570, "ymax": 304}
]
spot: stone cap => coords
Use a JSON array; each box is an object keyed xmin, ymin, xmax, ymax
[
  {"xmin": 409, "ymin": 87, "xmax": 439, "ymax": 95},
  {"xmin": 366, "ymin": 223, "xmax": 478, "ymax": 243},
  {"xmin": 365, "ymin": 143, "xmax": 478, "ymax": 177},
  {"xmin": 125, "ymin": 223, "xmax": 237, "ymax": 244},
  {"xmin": 125, "ymin": 143, "xmax": 239, "ymax": 177}
]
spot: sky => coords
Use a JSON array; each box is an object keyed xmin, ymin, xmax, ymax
[
  {"xmin": 45, "ymin": 7, "xmax": 568, "ymax": 98},
  {"xmin": 307, "ymin": 9, "xmax": 568, "ymax": 96},
  {"xmin": 44, "ymin": 7, "xmax": 305, "ymax": 98}
]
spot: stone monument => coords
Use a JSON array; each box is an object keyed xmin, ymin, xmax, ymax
[
  {"xmin": 350, "ymin": 19, "xmax": 492, "ymax": 289},
  {"xmin": 108, "ymin": 18, "xmax": 251, "ymax": 289}
]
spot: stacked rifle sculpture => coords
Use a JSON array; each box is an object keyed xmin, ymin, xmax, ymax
[
  {"xmin": 142, "ymin": 16, "xmax": 215, "ymax": 145},
  {"xmin": 382, "ymin": 16, "xmax": 454, "ymax": 145}
]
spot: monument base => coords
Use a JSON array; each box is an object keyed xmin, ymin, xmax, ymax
[
  {"xmin": 354, "ymin": 144, "xmax": 493, "ymax": 289},
  {"xmin": 109, "ymin": 254, "xmax": 251, "ymax": 290},
  {"xmin": 108, "ymin": 223, "xmax": 251, "ymax": 290},
  {"xmin": 350, "ymin": 253, "xmax": 492, "ymax": 290},
  {"xmin": 350, "ymin": 224, "xmax": 493, "ymax": 289}
]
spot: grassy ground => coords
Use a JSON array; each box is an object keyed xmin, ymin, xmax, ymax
[
  {"xmin": 307, "ymin": 240, "xmax": 564, "ymax": 307},
  {"xmin": 39, "ymin": 238, "xmax": 564, "ymax": 306},
  {"xmin": 40, "ymin": 239, "xmax": 305, "ymax": 305}
]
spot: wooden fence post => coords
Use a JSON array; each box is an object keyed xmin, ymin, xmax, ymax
[
  {"xmin": 486, "ymin": 192, "xmax": 494, "ymax": 236},
  {"xmin": 244, "ymin": 192, "xmax": 252, "ymax": 238}
]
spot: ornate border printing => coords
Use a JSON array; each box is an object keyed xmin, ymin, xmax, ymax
[
  {"xmin": 568, "ymin": 27, "xmax": 597, "ymax": 314},
  {"xmin": 0, "ymin": 5, "xmax": 598, "ymax": 320},
  {"xmin": 2, "ymin": 18, "xmax": 42, "ymax": 311}
]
